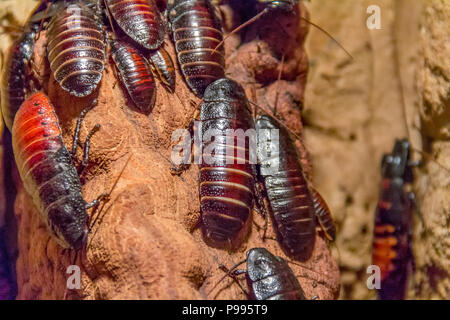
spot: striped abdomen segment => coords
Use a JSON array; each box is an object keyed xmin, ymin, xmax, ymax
[
  {"xmin": 12, "ymin": 92, "xmax": 88, "ymax": 250},
  {"xmin": 110, "ymin": 39, "xmax": 156, "ymax": 113},
  {"xmin": 168, "ymin": 0, "xmax": 225, "ymax": 96},
  {"xmin": 310, "ymin": 188, "xmax": 336, "ymax": 241},
  {"xmin": 264, "ymin": 170, "xmax": 315, "ymax": 258},
  {"xmin": 199, "ymin": 120, "xmax": 255, "ymax": 248},
  {"xmin": 106, "ymin": 0, "xmax": 164, "ymax": 50},
  {"xmin": 0, "ymin": 28, "xmax": 36, "ymax": 131},
  {"xmin": 148, "ymin": 47, "xmax": 176, "ymax": 93},
  {"xmin": 372, "ymin": 223, "xmax": 397, "ymax": 281},
  {"xmin": 46, "ymin": 2, "xmax": 105, "ymax": 97},
  {"xmin": 199, "ymin": 79, "xmax": 256, "ymax": 248}
]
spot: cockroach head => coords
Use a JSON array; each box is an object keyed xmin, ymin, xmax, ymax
[
  {"xmin": 246, "ymin": 248, "xmax": 279, "ymax": 281},
  {"xmin": 258, "ymin": 0, "xmax": 297, "ymax": 12},
  {"xmin": 381, "ymin": 139, "xmax": 413, "ymax": 182},
  {"xmin": 203, "ymin": 78, "xmax": 247, "ymax": 102}
]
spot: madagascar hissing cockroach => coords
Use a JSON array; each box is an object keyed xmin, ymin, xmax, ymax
[
  {"xmin": 372, "ymin": 139, "xmax": 414, "ymax": 300},
  {"xmin": 11, "ymin": 92, "xmax": 103, "ymax": 250},
  {"xmin": 46, "ymin": 0, "xmax": 106, "ymax": 97},
  {"xmin": 105, "ymin": 0, "xmax": 165, "ymax": 50},
  {"xmin": 0, "ymin": 0, "xmax": 54, "ymax": 131},
  {"xmin": 215, "ymin": 247, "xmax": 307, "ymax": 300},
  {"xmin": 0, "ymin": 27, "xmax": 38, "ymax": 131},
  {"xmin": 310, "ymin": 187, "xmax": 336, "ymax": 241},
  {"xmin": 110, "ymin": 38, "xmax": 157, "ymax": 113},
  {"xmin": 198, "ymin": 78, "xmax": 257, "ymax": 249},
  {"xmin": 167, "ymin": 0, "xmax": 226, "ymax": 97},
  {"xmin": 148, "ymin": 47, "xmax": 176, "ymax": 93},
  {"xmin": 255, "ymin": 114, "xmax": 316, "ymax": 260}
]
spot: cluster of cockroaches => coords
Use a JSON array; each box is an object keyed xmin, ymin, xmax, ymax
[{"xmin": 0, "ymin": 0, "xmax": 424, "ymax": 301}]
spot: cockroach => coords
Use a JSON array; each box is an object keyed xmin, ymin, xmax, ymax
[
  {"xmin": 110, "ymin": 38, "xmax": 157, "ymax": 113},
  {"xmin": 310, "ymin": 187, "xmax": 336, "ymax": 241},
  {"xmin": 148, "ymin": 47, "xmax": 176, "ymax": 93},
  {"xmin": 255, "ymin": 114, "xmax": 317, "ymax": 260},
  {"xmin": 167, "ymin": 0, "xmax": 226, "ymax": 97},
  {"xmin": 105, "ymin": 0, "xmax": 165, "ymax": 50},
  {"xmin": 198, "ymin": 78, "xmax": 257, "ymax": 249},
  {"xmin": 0, "ymin": 0, "xmax": 54, "ymax": 131},
  {"xmin": 46, "ymin": 0, "xmax": 106, "ymax": 97},
  {"xmin": 214, "ymin": 247, "xmax": 307, "ymax": 300},
  {"xmin": 0, "ymin": 28, "xmax": 38, "ymax": 131},
  {"xmin": 11, "ymin": 92, "xmax": 103, "ymax": 250},
  {"xmin": 372, "ymin": 139, "xmax": 414, "ymax": 300}
]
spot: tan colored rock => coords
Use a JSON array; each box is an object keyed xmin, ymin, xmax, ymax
[{"xmin": 3, "ymin": 1, "xmax": 339, "ymax": 299}]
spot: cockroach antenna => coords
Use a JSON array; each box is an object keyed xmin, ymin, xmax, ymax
[{"xmin": 211, "ymin": 4, "xmax": 353, "ymax": 60}]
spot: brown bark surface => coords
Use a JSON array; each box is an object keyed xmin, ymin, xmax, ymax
[{"xmin": 0, "ymin": 0, "xmax": 340, "ymax": 299}]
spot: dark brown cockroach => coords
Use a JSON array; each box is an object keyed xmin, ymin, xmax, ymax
[
  {"xmin": 198, "ymin": 78, "xmax": 257, "ymax": 249},
  {"xmin": 256, "ymin": 114, "xmax": 337, "ymax": 260},
  {"xmin": 0, "ymin": 228, "xmax": 14, "ymax": 300},
  {"xmin": 46, "ymin": 0, "xmax": 106, "ymax": 97},
  {"xmin": 1, "ymin": 28, "xmax": 38, "ymax": 131},
  {"xmin": 110, "ymin": 38, "xmax": 157, "ymax": 113},
  {"xmin": 105, "ymin": 0, "xmax": 165, "ymax": 50},
  {"xmin": 372, "ymin": 139, "xmax": 414, "ymax": 300},
  {"xmin": 148, "ymin": 46, "xmax": 176, "ymax": 93},
  {"xmin": 167, "ymin": 0, "xmax": 226, "ymax": 97},
  {"xmin": 0, "ymin": 0, "xmax": 54, "ymax": 131},
  {"xmin": 214, "ymin": 247, "xmax": 307, "ymax": 300},
  {"xmin": 11, "ymin": 92, "xmax": 103, "ymax": 250}
]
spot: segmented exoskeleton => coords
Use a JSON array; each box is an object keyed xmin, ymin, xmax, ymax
[
  {"xmin": 219, "ymin": 247, "xmax": 307, "ymax": 300},
  {"xmin": 255, "ymin": 115, "xmax": 316, "ymax": 260},
  {"xmin": 110, "ymin": 38, "xmax": 157, "ymax": 113},
  {"xmin": 11, "ymin": 92, "xmax": 100, "ymax": 250},
  {"xmin": 46, "ymin": 0, "xmax": 106, "ymax": 97},
  {"xmin": 105, "ymin": 0, "xmax": 165, "ymax": 50},
  {"xmin": 372, "ymin": 139, "xmax": 414, "ymax": 300},
  {"xmin": 148, "ymin": 47, "xmax": 176, "ymax": 93},
  {"xmin": 167, "ymin": 0, "xmax": 225, "ymax": 97},
  {"xmin": 198, "ymin": 78, "xmax": 256, "ymax": 249}
]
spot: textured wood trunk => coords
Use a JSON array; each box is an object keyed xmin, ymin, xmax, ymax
[{"xmin": 0, "ymin": 0, "xmax": 340, "ymax": 299}]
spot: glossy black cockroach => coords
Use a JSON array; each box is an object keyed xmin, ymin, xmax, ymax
[
  {"xmin": 11, "ymin": 92, "xmax": 104, "ymax": 250},
  {"xmin": 167, "ymin": 0, "xmax": 226, "ymax": 97},
  {"xmin": 215, "ymin": 247, "xmax": 307, "ymax": 300},
  {"xmin": 0, "ymin": 0, "xmax": 54, "ymax": 131},
  {"xmin": 110, "ymin": 38, "xmax": 157, "ymax": 113},
  {"xmin": 105, "ymin": 0, "xmax": 165, "ymax": 50},
  {"xmin": 148, "ymin": 47, "xmax": 176, "ymax": 93},
  {"xmin": 372, "ymin": 139, "xmax": 415, "ymax": 300},
  {"xmin": 46, "ymin": 0, "xmax": 106, "ymax": 97},
  {"xmin": 255, "ymin": 114, "xmax": 336, "ymax": 260},
  {"xmin": 198, "ymin": 78, "xmax": 257, "ymax": 249}
]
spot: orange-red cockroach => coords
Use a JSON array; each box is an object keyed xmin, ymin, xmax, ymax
[
  {"xmin": 110, "ymin": 38, "xmax": 157, "ymax": 113},
  {"xmin": 167, "ymin": 0, "xmax": 226, "ymax": 97},
  {"xmin": 46, "ymin": 0, "xmax": 106, "ymax": 97},
  {"xmin": 11, "ymin": 92, "xmax": 104, "ymax": 250},
  {"xmin": 372, "ymin": 139, "xmax": 414, "ymax": 300},
  {"xmin": 105, "ymin": 0, "xmax": 165, "ymax": 50}
]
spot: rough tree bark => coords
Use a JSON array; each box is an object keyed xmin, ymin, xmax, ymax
[{"xmin": 0, "ymin": 1, "xmax": 340, "ymax": 299}]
